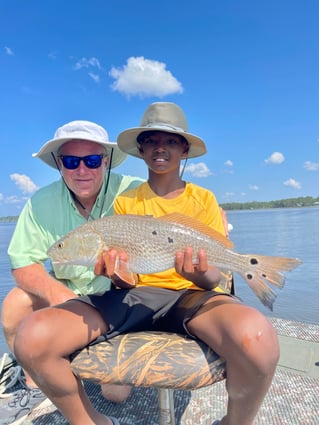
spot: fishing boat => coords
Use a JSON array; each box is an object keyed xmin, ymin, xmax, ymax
[{"xmin": 11, "ymin": 316, "xmax": 319, "ymax": 425}]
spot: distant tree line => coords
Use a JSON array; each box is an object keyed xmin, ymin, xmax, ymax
[
  {"xmin": 1, "ymin": 196, "xmax": 318, "ymax": 221},
  {"xmin": 0, "ymin": 216, "xmax": 19, "ymax": 222},
  {"xmin": 220, "ymin": 196, "xmax": 319, "ymax": 211}
]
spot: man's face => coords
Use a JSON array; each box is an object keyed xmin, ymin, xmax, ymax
[{"xmin": 58, "ymin": 140, "xmax": 109, "ymax": 202}]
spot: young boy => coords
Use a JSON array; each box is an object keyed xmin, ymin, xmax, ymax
[{"xmin": 13, "ymin": 103, "xmax": 279, "ymax": 425}]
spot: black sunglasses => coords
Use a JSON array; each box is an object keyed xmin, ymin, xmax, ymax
[{"xmin": 58, "ymin": 154, "xmax": 105, "ymax": 170}]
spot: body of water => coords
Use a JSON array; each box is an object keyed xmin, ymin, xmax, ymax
[{"xmin": 0, "ymin": 207, "xmax": 318, "ymax": 355}]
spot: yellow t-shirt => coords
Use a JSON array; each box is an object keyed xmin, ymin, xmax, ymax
[{"xmin": 114, "ymin": 182, "xmax": 232, "ymax": 292}]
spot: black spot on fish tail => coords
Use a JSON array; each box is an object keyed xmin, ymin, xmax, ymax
[
  {"xmin": 237, "ymin": 254, "xmax": 301, "ymax": 310},
  {"xmin": 168, "ymin": 237, "xmax": 174, "ymax": 243},
  {"xmin": 152, "ymin": 230, "xmax": 157, "ymax": 235}
]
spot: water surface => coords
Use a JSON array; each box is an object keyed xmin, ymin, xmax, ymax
[{"xmin": 0, "ymin": 207, "xmax": 318, "ymax": 355}]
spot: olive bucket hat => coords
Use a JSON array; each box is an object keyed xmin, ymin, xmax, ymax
[
  {"xmin": 117, "ymin": 102, "xmax": 207, "ymax": 159},
  {"xmin": 33, "ymin": 120, "xmax": 127, "ymax": 169}
]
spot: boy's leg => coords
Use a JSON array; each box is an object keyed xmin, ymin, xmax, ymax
[
  {"xmin": 14, "ymin": 300, "xmax": 114, "ymax": 425},
  {"xmin": 187, "ymin": 296, "xmax": 279, "ymax": 425}
]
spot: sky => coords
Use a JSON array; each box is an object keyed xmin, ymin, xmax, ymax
[{"xmin": 1, "ymin": 0, "xmax": 318, "ymax": 216}]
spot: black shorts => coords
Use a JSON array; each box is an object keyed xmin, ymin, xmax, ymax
[{"xmin": 76, "ymin": 286, "xmax": 236, "ymax": 342}]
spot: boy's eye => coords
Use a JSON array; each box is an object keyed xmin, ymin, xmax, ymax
[
  {"xmin": 142, "ymin": 139, "xmax": 155, "ymax": 146},
  {"xmin": 142, "ymin": 138, "xmax": 180, "ymax": 147},
  {"xmin": 167, "ymin": 138, "xmax": 179, "ymax": 145}
]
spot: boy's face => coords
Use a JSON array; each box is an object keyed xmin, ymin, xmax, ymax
[{"xmin": 138, "ymin": 131, "xmax": 189, "ymax": 174}]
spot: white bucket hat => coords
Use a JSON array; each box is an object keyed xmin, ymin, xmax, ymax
[
  {"xmin": 33, "ymin": 120, "xmax": 127, "ymax": 169},
  {"xmin": 117, "ymin": 102, "xmax": 207, "ymax": 159}
]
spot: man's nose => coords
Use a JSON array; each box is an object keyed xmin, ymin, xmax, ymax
[{"xmin": 77, "ymin": 160, "xmax": 89, "ymax": 172}]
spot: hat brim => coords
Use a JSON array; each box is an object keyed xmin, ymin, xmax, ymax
[
  {"xmin": 32, "ymin": 136, "xmax": 127, "ymax": 169},
  {"xmin": 117, "ymin": 126, "xmax": 207, "ymax": 159}
]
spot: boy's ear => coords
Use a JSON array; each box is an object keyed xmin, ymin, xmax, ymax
[
  {"xmin": 181, "ymin": 144, "xmax": 190, "ymax": 158},
  {"xmin": 138, "ymin": 146, "xmax": 144, "ymax": 156}
]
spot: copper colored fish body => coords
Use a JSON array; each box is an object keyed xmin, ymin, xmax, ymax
[{"xmin": 48, "ymin": 213, "xmax": 301, "ymax": 310}]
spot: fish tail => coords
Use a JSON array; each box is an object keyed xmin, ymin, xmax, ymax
[
  {"xmin": 246, "ymin": 255, "xmax": 301, "ymax": 288},
  {"xmin": 237, "ymin": 255, "xmax": 301, "ymax": 310},
  {"xmin": 237, "ymin": 272, "xmax": 277, "ymax": 311}
]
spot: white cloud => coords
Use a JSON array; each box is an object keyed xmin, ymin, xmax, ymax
[
  {"xmin": 0, "ymin": 193, "xmax": 4, "ymax": 202},
  {"xmin": 88, "ymin": 72, "xmax": 100, "ymax": 83},
  {"xmin": 74, "ymin": 57, "xmax": 101, "ymax": 70},
  {"xmin": 183, "ymin": 162, "xmax": 212, "ymax": 178},
  {"xmin": 304, "ymin": 161, "xmax": 319, "ymax": 171},
  {"xmin": 4, "ymin": 46, "xmax": 14, "ymax": 55},
  {"xmin": 109, "ymin": 56, "xmax": 183, "ymax": 98},
  {"xmin": 223, "ymin": 192, "xmax": 236, "ymax": 199},
  {"xmin": 249, "ymin": 184, "xmax": 259, "ymax": 191},
  {"xmin": 73, "ymin": 57, "xmax": 102, "ymax": 83},
  {"xmin": 5, "ymin": 195, "xmax": 21, "ymax": 204},
  {"xmin": 264, "ymin": 152, "xmax": 285, "ymax": 164},
  {"xmin": 10, "ymin": 174, "xmax": 39, "ymax": 194},
  {"xmin": 222, "ymin": 160, "xmax": 234, "ymax": 174},
  {"xmin": 283, "ymin": 178, "xmax": 301, "ymax": 189},
  {"xmin": 48, "ymin": 51, "xmax": 57, "ymax": 60}
]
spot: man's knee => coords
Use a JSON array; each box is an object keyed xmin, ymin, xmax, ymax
[
  {"xmin": 2, "ymin": 287, "xmax": 48, "ymax": 327},
  {"xmin": 1, "ymin": 288, "xmax": 32, "ymax": 338},
  {"xmin": 14, "ymin": 310, "xmax": 52, "ymax": 366}
]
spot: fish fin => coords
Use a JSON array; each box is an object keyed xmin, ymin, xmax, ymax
[
  {"xmin": 113, "ymin": 257, "xmax": 136, "ymax": 285},
  {"xmin": 245, "ymin": 255, "xmax": 301, "ymax": 288},
  {"xmin": 237, "ymin": 255, "xmax": 301, "ymax": 310},
  {"xmin": 158, "ymin": 212, "xmax": 234, "ymax": 249},
  {"xmin": 238, "ymin": 271, "xmax": 277, "ymax": 311}
]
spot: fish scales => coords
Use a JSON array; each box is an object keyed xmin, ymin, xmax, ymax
[
  {"xmin": 86, "ymin": 215, "xmax": 221, "ymax": 273},
  {"xmin": 48, "ymin": 213, "xmax": 301, "ymax": 310}
]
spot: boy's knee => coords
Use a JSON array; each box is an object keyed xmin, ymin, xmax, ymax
[{"xmin": 238, "ymin": 310, "xmax": 280, "ymax": 371}]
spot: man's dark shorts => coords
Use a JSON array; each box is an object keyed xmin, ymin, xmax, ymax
[{"xmin": 75, "ymin": 286, "xmax": 236, "ymax": 342}]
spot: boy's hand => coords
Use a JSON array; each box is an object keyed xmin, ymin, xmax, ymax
[
  {"xmin": 174, "ymin": 247, "xmax": 221, "ymax": 290},
  {"xmin": 174, "ymin": 247, "xmax": 208, "ymax": 275},
  {"xmin": 94, "ymin": 249, "xmax": 137, "ymax": 289}
]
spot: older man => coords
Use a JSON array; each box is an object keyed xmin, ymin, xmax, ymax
[{"xmin": 1, "ymin": 120, "xmax": 141, "ymax": 424}]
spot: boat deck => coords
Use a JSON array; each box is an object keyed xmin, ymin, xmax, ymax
[{"xmin": 13, "ymin": 318, "xmax": 319, "ymax": 424}]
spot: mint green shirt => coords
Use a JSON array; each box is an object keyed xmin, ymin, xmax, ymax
[{"xmin": 8, "ymin": 173, "xmax": 143, "ymax": 295}]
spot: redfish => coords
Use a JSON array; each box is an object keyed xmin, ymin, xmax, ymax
[{"xmin": 48, "ymin": 213, "xmax": 301, "ymax": 310}]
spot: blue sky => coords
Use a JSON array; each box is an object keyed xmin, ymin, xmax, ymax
[{"xmin": 1, "ymin": 0, "xmax": 318, "ymax": 216}]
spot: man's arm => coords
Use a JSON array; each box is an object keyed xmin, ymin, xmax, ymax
[{"xmin": 12, "ymin": 263, "xmax": 76, "ymax": 306}]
